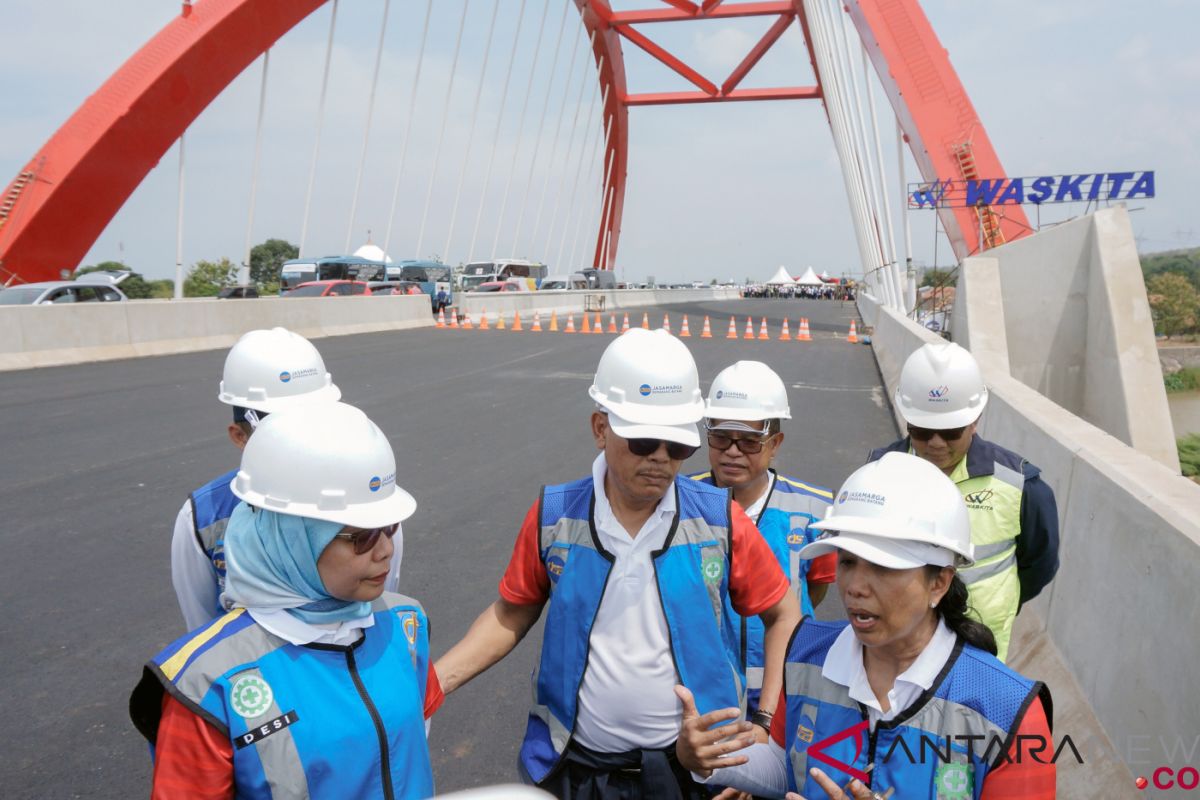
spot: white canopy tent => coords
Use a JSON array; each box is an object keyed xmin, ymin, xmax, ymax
[
  {"xmin": 795, "ymin": 266, "xmax": 824, "ymax": 285},
  {"xmin": 765, "ymin": 265, "xmax": 796, "ymax": 285}
]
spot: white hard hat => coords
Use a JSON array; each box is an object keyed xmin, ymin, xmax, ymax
[
  {"xmin": 705, "ymin": 360, "xmax": 791, "ymax": 421},
  {"xmin": 800, "ymin": 452, "xmax": 973, "ymax": 569},
  {"xmin": 588, "ymin": 328, "xmax": 705, "ymax": 444},
  {"xmin": 231, "ymin": 402, "xmax": 416, "ymax": 529},
  {"xmin": 894, "ymin": 342, "xmax": 988, "ymax": 429},
  {"xmin": 218, "ymin": 328, "xmax": 342, "ymax": 413}
]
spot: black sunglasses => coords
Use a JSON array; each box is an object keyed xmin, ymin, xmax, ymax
[
  {"xmin": 333, "ymin": 523, "xmax": 399, "ymax": 555},
  {"xmin": 625, "ymin": 437, "xmax": 699, "ymax": 461},
  {"xmin": 706, "ymin": 430, "xmax": 774, "ymax": 455},
  {"xmin": 907, "ymin": 424, "xmax": 970, "ymax": 442}
]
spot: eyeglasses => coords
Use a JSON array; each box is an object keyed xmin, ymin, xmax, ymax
[
  {"xmin": 706, "ymin": 430, "xmax": 774, "ymax": 455},
  {"xmin": 907, "ymin": 424, "xmax": 970, "ymax": 442},
  {"xmin": 624, "ymin": 437, "xmax": 699, "ymax": 461},
  {"xmin": 333, "ymin": 523, "xmax": 399, "ymax": 555}
]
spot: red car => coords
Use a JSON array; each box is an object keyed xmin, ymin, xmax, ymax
[
  {"xmin": 474, "ymin": 280, "xmax": 527, "ymax": 293},
  {"xmin": 284, "ymin": 280, "xmax": 370, "ymax": 297}
]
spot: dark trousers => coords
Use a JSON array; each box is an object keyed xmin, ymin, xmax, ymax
[{"xmin": 541, "ymin": 740, "xmax": 708, "ymax": 800}]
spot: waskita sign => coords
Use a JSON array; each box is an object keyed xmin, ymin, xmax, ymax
[{"xmin": 907, "ymin": 170, "xmax": 1155, "ymax": 209}]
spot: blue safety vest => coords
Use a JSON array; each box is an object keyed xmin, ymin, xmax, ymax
[
  {"xmin": 189, "ymin": 468, "xmax": 241, "ymax": 595},
  {"xmin": 690, "ymin": 470, "xmax": 831, "ymax": 713},
  {"xmin": 782, "ymin": 619, "xmax": 1051, "ymax": 799},
  {"xmin": 130, "ymin": 594, "xmax": 434, "ymax": 800},
  {"xmin": 519, "ymin": 475, "xmax": 745, "ymax": 784}
]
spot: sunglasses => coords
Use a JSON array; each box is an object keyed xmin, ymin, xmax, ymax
[
  {"xmin": 333, "ymin": 523, "xmax": 399, "ymax": 555},
  {"xmin": 706, "ymin": 430, "xmax": 774, "ymax": 455},
  {"xmin": 625, "ymin": 437, "xmax": 699, "ymax": 461},
  {"xmin": 907, "ymin": 424, "xmax": 970, "ymax": 442}
]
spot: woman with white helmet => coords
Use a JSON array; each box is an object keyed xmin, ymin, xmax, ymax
[
  {"xmin": 691, "ymin": 360, "xmax": 836, "ymax": 725},
  {"xmin": 170, "ymin": 327, "xmax": 395, "ymax": 632},
  {"xmin": 676, "ymin": 453, "xmax": 1056, "ymax": 800},
  {"xmin": 133, "ymin": 402, "xmax": 441, "ymax": 799}
]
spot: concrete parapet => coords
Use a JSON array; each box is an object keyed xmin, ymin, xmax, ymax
[
  {"xmin": 0, "ymin": 294, "xmax": 434, "ymax": 371},
  {"xmin": 861, "ymin": 292, "xmax": 1200, "ymax": 799},
  {"xmin": 454, "ymin": 287, "xmax": 740, "ymax": 322}
]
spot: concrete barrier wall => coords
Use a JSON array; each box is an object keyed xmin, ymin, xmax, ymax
[
  {"xmin": 0, "ymin": 295, "xmax": 434, "ymax": 371},
  {"xmin": 0, "ymin": 287, "xmax": 740, "ymax": 371},
  {"xmin": 950, "ymin": 207, "xmax": 1178, "ymax": 469},
  {"xmin": 454, "ymin": 286, "xmax": 742, "ymax": 322},
  {"xmin": 860, "ymin": 290, "xmax": 1200, "ymax": 798}
]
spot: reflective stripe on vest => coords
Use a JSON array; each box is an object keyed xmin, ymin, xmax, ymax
[
  {"xmin": 949, "ymin": 458, "xmax": 1023, "ymax": 662},
  {"xmin": 520, "ymin": 476, "xmax": 743, "ymax": 784},
  {"xmin": 189, "ymin": 468, "xmax": 241, "ymax": 595},
  {"xmin": 136, "ymin": 593, "xmax": 434, "ymax": 800},
  {"xmin": 782, "ymin": 620, "xmax": 1045, "ymax": 800}
]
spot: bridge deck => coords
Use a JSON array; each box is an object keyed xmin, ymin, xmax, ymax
[{"xmin": 0, "ymin": 297, "xmax": 896, "ymax": 796}]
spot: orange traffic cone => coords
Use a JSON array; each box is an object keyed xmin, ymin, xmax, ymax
[
  {"xmin": 622, "ymin": 313, "xmax": 631, "ymax": 332},
  {"xmin": 608, "ymin": 314, "xmax": 618, "ymax": 333},
  {"xmin": 448, "ymin": 309, "xmax": 459, "ymax": 328},
  {"xmin": 479, "ymin": 310, "xmax": 490, "ymax": 331},
  {"xmin": 726, "ymin": 316, "xmax": 738, "ymax": 339},
  {"xmin": 549, "ymin": 310, "xmax": 559, "ymax": 332},
  {"xmin": 663, "ymin": 314, "xmax": 672, "ymax": 334},
  {"xmin": 436, "ymin": 307, "xmax": 446, "ymax": 328},
  {"xmin": 512, "ymin": 311, "xmax": 523, "ymax": 331},
  {"xmin": 847, "ymin": 320, "xmax": 859, "ymax": 343},
  {"xmin": 796, "ymin": 317, "xmax": 812, "ymax": 341},
  {"xmin": 531, "ymin": 311, "xmax": 543, "ymax": 332},
  {"xmin": 779, "ymin": 319, "xmax": 791, "ymax": 341},
  {"xmin": 593, "ymin": 313, "xmax": 604, "ymax": 334},
  {"xmin": 582, "ymin": 313, "xmax": 593, "ymax": 334},
  {"xmin": 641, "ymin": 312, "xmax": 650, "ymax": 330},
  {"xmin": 461, "ymin": 312, "xmax": 473, "ymax": 329},
  {"xmin": 496, "ymin": 313, "xmax": 506, "ymax": 330},
  {"xmin": 679, "ymin": 315, "xmax": 691, "ymax": 337},
  {"xmin": 700, "ymin": 316, "xmax": 713, "ymax": 338},
  {"xmin": 744, "ymin": 317, "xmax": 755, "ymax": 338},
  {"xmin": 758, "ymin": 317, "xmax": 770, "ymax": 340},
  {"xmin": 564, "ymin": 314, "xmax": 577, "ymax": 333}
]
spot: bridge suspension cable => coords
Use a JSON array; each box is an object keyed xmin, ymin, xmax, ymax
[
  {"xmin": 555, "ymin": 77, "xmax": 605, "ymax": 270},
  {"xmin": 383, "ymin": 0, "xmax": 433, "ymax": 257},
  {"xmin": 299, "ymin": 0, "xmax": 339, "ymax": 258},
  {"xmin": 568, "ymin": 110, "xmax": 610, "ymax": 274},
  {"xmin": 467, "ymin": 0, "xmax": 528, "ymax": 264},
  {"xmin": 510, "ymin": 3, "xmax": 572, "ymax": 257},
  {"xmin": 543, "ymin": 37, "xmax": 599, "ymax": 263},
  {"xmin": 443, "ymin": 0, "xmax": 501, "ymax": 264},
  {"xmin": 241, "ymin": 50, "xmax": 271, "ymax": 286},
  {"xmin": 345, "ymin": 0, "xmax": 393, "ymax": 253},
  {"xmin": 491, "ymin": 0, "xmax": 552, "ymax": 260},
  {"xmin": 415, "ymin": 0, "xmax": 470, "ymax": 261}
]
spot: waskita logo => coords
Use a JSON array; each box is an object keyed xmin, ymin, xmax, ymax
[
  {"xmin": 928, "ymin": 385, "xmax": 951, "ymax": 402},
  {"xmin": 964, "ymin": 490, "xmax": 994, "ymax": 508}
]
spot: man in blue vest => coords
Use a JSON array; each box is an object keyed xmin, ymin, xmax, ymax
[
  {"xmin": 868, "ymin": 342, "xmax": 1060, "ymax": 661},
  {"xmin": 689, "ymin": 360, "xmax": 835, "ymax": 720},
  {"xmin": 170, "ymin": 328, "xmax": 367, "ymax": 629},
  {"xmin": 435, "ymin": 328, "xmax": 801, "ymax": 800}
]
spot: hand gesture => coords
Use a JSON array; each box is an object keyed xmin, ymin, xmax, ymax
[
  {"xmin": 785, "ymin": 766, "xmax": 893, "ymax": 799},
  {"xmin": 673, "ymin": 685, "xmax": 757, "ymax": 778}
]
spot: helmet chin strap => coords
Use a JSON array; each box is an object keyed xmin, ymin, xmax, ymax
[{"xmin": 243, "ymin": 409, "xmax": 263, "ymax": 429}]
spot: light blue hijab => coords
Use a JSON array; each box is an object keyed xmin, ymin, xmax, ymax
[{"xmin": 221, "ymin": 503, "xmax": 373, "ymax": 624}]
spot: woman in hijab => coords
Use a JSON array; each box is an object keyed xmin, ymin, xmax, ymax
[
  {"xmin": 675, "ymin": 453, "xmax": 1056, "ymax": 800},
  {"xmin": 131, "ymin": 402, "xmax": 441, "ymax": 799}
]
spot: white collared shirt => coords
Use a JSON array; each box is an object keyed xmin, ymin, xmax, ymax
[
  {"xmin": 822, "ymin": 617, "xmax": 957, "ymax": 726},
  {"xmin": 741, "ymin": 472, "xmax": 776, "ymax": 520},
  {"xmin": 573, "ymin": 452, "xmax": 682, "ymax": 752},
  {"xmin": 249, "ymin": 608, "xmax": 376, "ymax": 647}
]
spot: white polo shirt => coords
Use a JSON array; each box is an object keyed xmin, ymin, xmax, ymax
[{"xmin": 573, "ymin": 453, "xmax": 682, "ymax": 753}]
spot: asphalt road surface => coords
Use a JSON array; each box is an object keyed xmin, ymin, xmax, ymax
[{"xmin": 0, "ymin": 297, "xmax": 897, "ymax": 798}]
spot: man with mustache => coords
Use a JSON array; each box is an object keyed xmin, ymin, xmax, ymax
[{"xmin": 436, "ymin": 328, "xmax": 800, "ymax": 799}]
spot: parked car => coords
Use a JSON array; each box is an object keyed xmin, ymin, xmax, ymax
[
  {"xmin": 539, "ymin": 273, "xmax": 589, "ymax": 291},
  {"xmin": 474, "ymin": 280, "xmax": 527, "ymax": 293},
  {"xmin": 284, "ymin": 280, "xmax": 369, "ymax": 297},
  {"xmin": 0, "ymin": 270, "xmax": 130, "ymax": 305},
  {"xmin": 217, "ymin": 285, "xmax": 260, "ymax": 299},
  {"xmin": 366, "ymin": 280, "xmax": 424, "ymax": 296}
]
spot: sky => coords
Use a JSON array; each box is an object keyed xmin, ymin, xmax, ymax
[{"xmin": 1, "ymin": 0, "xmax": 1197, "ymax": 286}]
